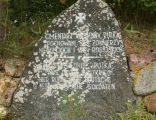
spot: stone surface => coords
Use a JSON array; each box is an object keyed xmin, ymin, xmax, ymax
[
  {"xmin": 11, "ymin": 0, "xmax": 134, "ymax": 120},
  {"xmin": 0, "ymin": 78, "xmax": 18, "ymax": 107},
  {"xmin": 4, "ymin": 58, "xmax": 25, "ymax": 77},
  {"xmin": 144, "ymin": 92, "xmax": 156, "ymax": 113},
  {"xmin": 0, "ymin": 59, "xmax": 19, "ymax": 119},
  {"xmin": 133, "ymin": 61, "xmax": 156, "ymax": 96},
  {"xmin": 0, "ymin": 58, "xmax": 23, "ymax": 117},
  {"xmin": 129, "ymin": 54, "xmax": 154, "ymax": 71}
]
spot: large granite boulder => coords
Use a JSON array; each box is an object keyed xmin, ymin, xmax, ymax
[{"xmin": 11, "ymin": 0, "xmax": 134, "ymax": 120}]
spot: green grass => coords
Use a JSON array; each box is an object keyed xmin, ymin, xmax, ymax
[
  {"xmin": 0, "ymin": 107, "xmax": 6, "ymax": 120},
  {"xmin": 0, "ymin": 18, "xmax": 51, "ymax": 58},
  {"xmin": 0, "ymin": 114, "xmax": 5, "ymax": 120},
  {"xmin": 60, "ymin": 92, "xmax": 86, "ymax": 120},
  {"xmin": 0, "ymin": 0, "xmax": 53, "ymax": 58},
  {"xmin": 148, "ymin": 32, "xmax": 156, "ymax": 47},
  {"xmin": 112, "ymin": 98, "xmax": 156, "ymax": 120}
]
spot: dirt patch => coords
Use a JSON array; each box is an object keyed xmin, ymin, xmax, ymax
[{"xmin": 123, "ymin": 30, "xmax": 156, "ymax": 56}]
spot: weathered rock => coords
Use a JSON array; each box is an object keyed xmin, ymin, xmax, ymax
[
  {"xmin": 144, "ymin": 92, "xmax": 156, "ymax": 113},
  {"xmin": 4, "ymin": 58, "xmax": 25, "ymax": 77},
  {"xmin": 129, "ymin": 54, "xmax": 154, "ymax": 71},
  {"xmin": 0, "ymin": 59, "xmax": 21, "ymax": 108},
  {"xmin": 0, "ymin": 73, "xmax": 11, "ymax": 81},
  {"xmin": 11, "ymin": 0, "xmax": 134, "ymax": 120},
  {"xmin": 133, "ymin": 61, "xmax": 156, "ymax": 96},
  {"xmin": 0, "ymin": 77, "xmax": 18, "ymax": 107}
]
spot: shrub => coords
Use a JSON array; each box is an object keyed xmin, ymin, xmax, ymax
[
  {"xmin": 9, "ymin": 0, "xmax": 77, "ymax": 24},
  {"xmin": 106, "ymin": 0, "xmax": 156, "ymax": 12},
  {"xmin": 9, "ymin": 0, "xmax": 155, "ymax": 25},
  {"xmin": 106, "ymin": 0, "xmax": 156, "ymax": 23},
  {"xmin": 139, "ymin": 0, "xmax": 156, "ymax": 12}
]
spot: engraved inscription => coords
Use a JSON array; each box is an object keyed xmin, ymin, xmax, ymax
[{"xmin": 37, "ymin": 31, "xmax": 122, "ymax": 91}]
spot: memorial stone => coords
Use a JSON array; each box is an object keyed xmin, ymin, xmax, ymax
[{"xmin": 11, "ymin": 0, "xmax": 134, "ymax": 119}]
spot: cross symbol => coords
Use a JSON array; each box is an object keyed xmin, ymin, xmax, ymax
[{"xmin": 75, "ymin": 13, "xmax": 86, "ymax": 24}]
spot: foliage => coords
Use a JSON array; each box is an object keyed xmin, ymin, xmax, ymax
[
  {"xmin": 8, "ymin": 0, "xmax": 156, "ymax": 25},
  {"xmin": 106, "ymin": 0, "xmax": 156, "ymax": 12},
  {"xmin": 0, "ymin": 0, "xmax": 51, "ymax": 58},
  {"xmin": 0, "ymin": 19, "xmax": 50, "ymax": 58},
  {"xmin": 124, "ymin": 23, "xmax": 140, "ymax": 34},
  {"xmin": 9, "ymin": 0, "xmax": 77, "ymax": 24},
  {"xmin": 148, "ymin": 32, "xmax": 156, "ymax": 46},
  {"xmin": 139, "ymin": 0, "xmax": 156, "ymax": 12},
  {"xmin": 114, "ymin": 99, "xmax": 156, "ymax": 120},
  {"xmin": 106, "ymin": 0, "xmax": 156, "ymax": 24}
]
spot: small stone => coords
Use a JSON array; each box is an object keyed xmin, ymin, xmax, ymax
[
  {"xmin": 0, "ymin": 105, "xmax": 8, "ymax": 119},
  {"xmin": 144, "ymin": 92, "xmax": 156, "ymax": 113},
  {"xmin": 4, "ymin": 58, "xmax": 25, "ymax": 77},
  {"xmin": 133, "ymin": 61, "xmax": 156, "ymax": 96},
  {"xmin": 0, "ymin": 79, "xmax": 18, "ymax": 107}
]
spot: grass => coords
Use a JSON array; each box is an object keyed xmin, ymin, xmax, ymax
[
  {"xmin": 111, "ymin": 98, "xmax": 156, "ymax": 120},
  {"xmin": 0, "ymin": 17, "xmax": 51, "ymax": 58},
  {"xmin": 0, "ymin": 114, "xmax": 5, "ymax": 120},
  {"xmin": 0, "ymin": 106, "xmax": 7, "ymax": 120},
  {"xmin": 60, "ymin": 92, "xmax": 86, "ymax": 120},
  {"xmin": 59, "ymin": 94, "xmax": 156, "ymax": 120},
  {"xmin": 0, "ymin": 0, "xmax": 53, "ymax": 58}
]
